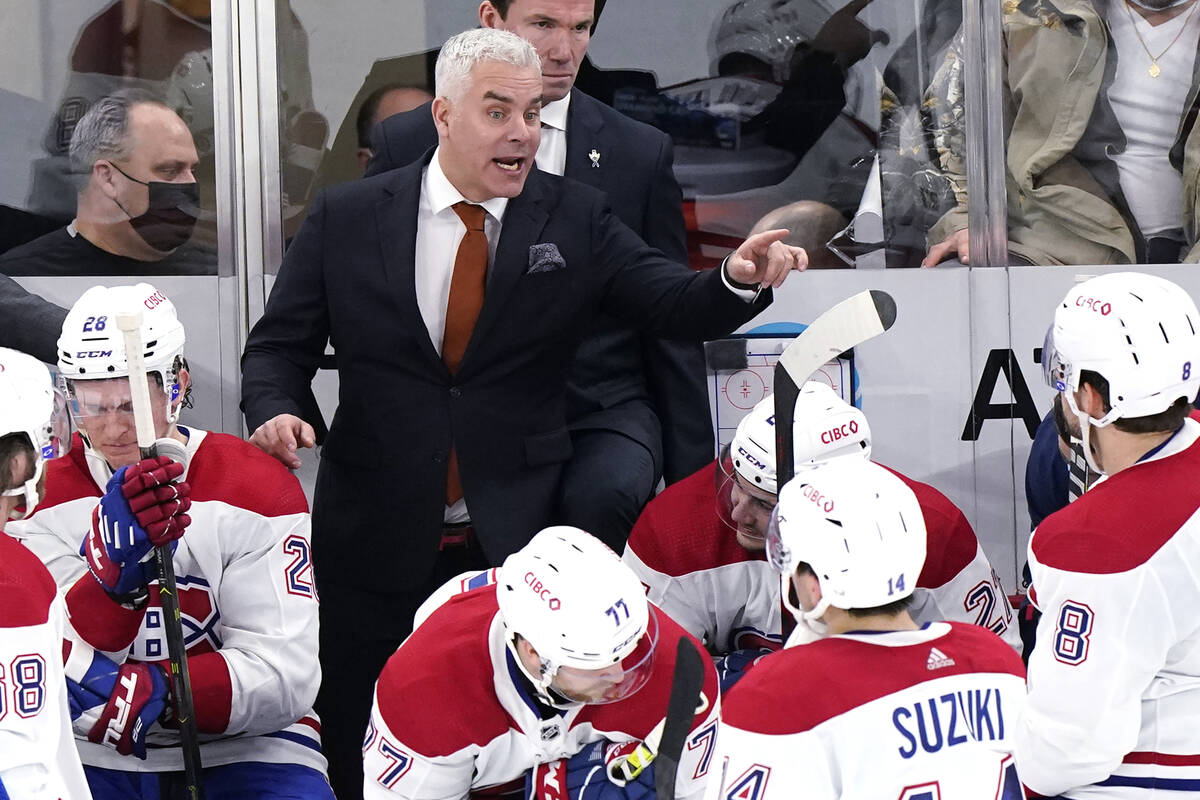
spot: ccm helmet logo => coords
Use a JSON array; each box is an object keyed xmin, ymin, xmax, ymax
[
  {"xmin": 737, "ymin": 446, "xmax": 769, "ymax": 471},
  {"xmin": 144, "ymin": 290, "xmax": 169, "ymax": 310},
  {"xmin": 820, "ymin": 420, "xmax": 859, "ymax": 444},
  {"xmin": 1075, "ymin": 296, "xmax": 1112, "ymax": 315},
  {"xmin": 524, "ymin": 571, "xmax": 562, "ymax": 611},
  {"xmin": 76, "ymin": 350, "xmax": 113, "ymax": 359},
  {"xmin": 802, "ymin": 483, "xmax": 835, "ymax": 513}
]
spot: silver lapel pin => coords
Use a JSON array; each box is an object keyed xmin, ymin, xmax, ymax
[{"xmin": 588, "ymin": 149, "xmax": 601, "ymax": 169}]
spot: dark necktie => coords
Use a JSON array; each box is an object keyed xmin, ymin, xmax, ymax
[{"xmin": 443, "ymin": 202, "xmax": 488, "ymax": 505}]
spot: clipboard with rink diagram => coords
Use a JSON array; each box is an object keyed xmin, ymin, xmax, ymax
[{"xmin": 704, "ymin": 328, "xmax": 855, "ymax": 453}]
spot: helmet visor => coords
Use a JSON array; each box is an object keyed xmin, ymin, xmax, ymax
[
  {"xmin": 1042, "ymin": 325, "xmax": 1070, "ymax": 392},
  {"xmin": 553, "ymin": 607, "xmax": 659, "ymax": 705},
  {"xmin": 764, "ymin": 506, "xmax": 792, "ymax": 575},
  {"xmin": 43, "ymin": 389, "xmax": 72, "ymax": 460},
  {"xmin": 715, "ymin": 444, "xmax": 739, "ymax": 534}
]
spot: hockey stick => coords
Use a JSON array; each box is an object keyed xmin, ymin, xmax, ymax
[
  {"xmin": 774, "ymin": 290, "xmax": 896, "ymax": 491},
  {"xmin": 655, "ymin": 636, "xmax": 706, "ymax": 800},
  {"xmin": 608, "ymin": 670, "xmax": 709, "ymax": 787},
  {"xmin": 116, "ymin": 310, "xmax": 204, "ymax": 800}
]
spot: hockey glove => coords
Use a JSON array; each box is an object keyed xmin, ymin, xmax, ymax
[
  {"xmin": 81, "ymin": 457, "xmax": 191, "ymax": 601},
  {"xmin": 527, "ymin": 741, "xmax": 656, "ymax": 800},
  {"xmin": 65, "ymin": 648, "xmax": 171, "ymax": 759},
  {"xmin": 714, "ymin": 647, "xmax": 773, "ymax": 693}
]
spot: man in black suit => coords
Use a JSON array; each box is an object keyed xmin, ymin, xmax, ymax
[
  {"xmin": 241, "ymin": 29, "xmax": 805, "ymax": 800},
  {"xmin": 366, "ymin": 0, "xmax": 712, "ymax": 552}
]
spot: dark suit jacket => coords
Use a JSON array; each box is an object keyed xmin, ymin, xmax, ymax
[
  {"xmin": 241, "ymin": 155, "xmax": 768, "ymax": 588},
  {"xmin": 366, "ymin": 89, "xmax": 712, "ymax": 483}
]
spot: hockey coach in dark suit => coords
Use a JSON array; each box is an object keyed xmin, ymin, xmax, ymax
[
  {"xmin": 241, "ymin": 28, "xmax": 806, "ymax": 800},
  {"xmin": 365, "ymin": 0, "xmax": 712, "ymax": 551}
]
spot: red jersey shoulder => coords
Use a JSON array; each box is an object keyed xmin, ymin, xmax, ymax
[
  {"xmin": 375, "ymin": 586, "xmax": 515, "ymax": 757},
  {"xmin": 0, "ymin": 534, "xmax": 56, "ymax": 627},
  {"xmin": 1033, "ymin": 438, "xmax": 1200, "ymax": 574},
  {"xmin": 187, "ymin": 432, "xmax": 309, "ymax": 516},
  {"xmin": 29, "ymin": 434, "xmax": 103, "ymax": 513},
  {"xmin": 627, "ymin": 462, "xmax": 758, "ymax": 575},
  {"xmin": 582, "ymin": 604, "xmax": 717, "ymax": 737},
  {"xmin": 722, "ymin": 624, "xmax": 1023, "ymax": 735},
  {"xmin": 881, "ymin": 464, "xmax": 980, "ymax": 588}
]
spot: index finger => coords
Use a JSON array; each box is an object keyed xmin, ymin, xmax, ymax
[{"xmin": 742, "ymin": 228, "xmax": 791, "ymax": 255}]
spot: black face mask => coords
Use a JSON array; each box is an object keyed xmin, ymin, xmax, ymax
[{"xmin": 108, "ymin": 162, "xmax": 200, "ymax": 253}]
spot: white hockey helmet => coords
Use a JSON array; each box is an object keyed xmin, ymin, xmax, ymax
[
  {"xmin": 728, "ymin": 383, "xmax": 871, "ymax": 496},
  {"xmin": 713, "ymin": 0, "xmax": 831, "ymax": 81},
  {"xmin": 57, "ymin": 283, "xmax": 187, "ymax": 426},
  {"xmin": 497, "ymin": 526, "xmax": 657, "ymax": 706},
  {"xmin": 0, "ymin": 348, "xmax": 72, "ymax": 514},
  {"xmin": 1042, "ymin": 272, "xmax": 1200, "ymax": 469},
  {"xmin": 766, "ymin": 458, "xmax": 926, "ymax": 629}
]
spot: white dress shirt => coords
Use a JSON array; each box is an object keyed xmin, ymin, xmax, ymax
[
  {"xmin": 416, "ymin": 148, "xmax": 508, "ymax": 523},
  {"xmin": 536, "ymin": 94, "xmax": 570, "ymax": 176}
]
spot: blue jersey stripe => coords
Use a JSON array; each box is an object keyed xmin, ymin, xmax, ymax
[{"xmin": 265, "ymin": 730, "xmax": 324, "ymax": 753}]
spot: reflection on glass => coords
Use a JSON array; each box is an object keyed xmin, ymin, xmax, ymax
[
  {"xmin": 926, "ymin": 0, "xmax": 1200, "ymax": 267},
  {"xmin": 0, "ymin": 0, "xmax": 218, "ymax": 275}
]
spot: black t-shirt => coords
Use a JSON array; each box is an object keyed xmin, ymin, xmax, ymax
[{"xmin": 0, "ymin": 226, "xmax": 216, "ymax": 276}]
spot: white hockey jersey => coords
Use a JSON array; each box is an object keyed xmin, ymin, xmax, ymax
[
  {"xmin": 6, "ymin": 429, "xmax": 326, "ymax": 775},
  {"xmin": 0, "ymin": 532, "xmax": 91, "ymax": 799},
  {"xmin": 366, "ymin": 584, "xmax": 721, "ymax": 800},
  {"xmin": 710, "ymin": 623, "xmax": 1027, "ymax": 800},
  {"xmin": 1018, "ymin": 419, "xmax": 1200, "ymax": 797},
  {"xmin": 623, "ymin": 462, "xmax": 1021, "ymax": 655}
]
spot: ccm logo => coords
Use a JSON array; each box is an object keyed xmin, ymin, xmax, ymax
[
  {"xmin": 737, "ymin": 446, "xmax": 769, "ymax": 471},
  {"xmin": 525, "ymin": 572, "xmax": 561, "ymax": 610},
  {"xmin": 802, "ymin": 483, "xmax": 835, "ymax": 513},
  {"xmin": 820, "ymin": 420, "xmax": 859, "ymax": 444},
  {"xmin": 1075, "ymin": 296, "xmax": 1111, "ymax": 315},
  {"xmin": 144, "ymin": 290, "xmax": 169, "ymax": 310},
  {"xmin": 76, "ymin": 350, "xmax": 113, "ymax": 358}
]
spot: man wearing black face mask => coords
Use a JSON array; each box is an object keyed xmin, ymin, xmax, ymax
[{"xmin": 0, "ymin": 89, "xmax": 213, "ymax": 283}]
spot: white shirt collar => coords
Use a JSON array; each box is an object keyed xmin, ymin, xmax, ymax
[
  {"xmin": 427, "ymin": 147, "xmax": 510, "ymax": 222},
  {"xmin": 540, "ymin": 92, "xmax": 571, "ymax": 132}
]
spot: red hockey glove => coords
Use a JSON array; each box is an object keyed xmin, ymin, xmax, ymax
[{"xmin": 82, "ymin": 456, "xmax": 191, "ymax": 600}]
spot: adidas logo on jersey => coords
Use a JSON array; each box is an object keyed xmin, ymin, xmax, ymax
[{"xmin": 926, "ymin": 647, "xmax": 956, "ymax": 671}]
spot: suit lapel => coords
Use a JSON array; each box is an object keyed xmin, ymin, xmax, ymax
[
  {"xmin": 461, "ymin": 172, "xmax": 553, "ymax": 373},
  {"xmin": 564, "ymin": 89, "xmax": 607, "ymax": 187},
  {"xmin": 375, "ymin": 153, "xmax": 447, "ymax": 376}
]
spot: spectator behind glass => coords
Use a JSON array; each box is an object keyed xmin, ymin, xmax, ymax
[
  {"xmin": 0, "ymin": 89, "xmax": 214, "ymax": 277},
  {"xmin": 923, "ymin": 0, "xmax": 1200, "ymax": 267},
  {"xmin": 355, "ymin": 84, "xmax": 434, "ymax": 174}
]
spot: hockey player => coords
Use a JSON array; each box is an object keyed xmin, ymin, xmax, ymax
[
  {"xmin": 623, "ymin": 383, "xmax": 1019, "ymax": 685},
  {"xmin": 712, "ymin": 457, "xmax": 1027, "ymax": 798},
  {"xmin": 0, "ymin": 347, "xmax": 91, "ymax": 799},
  {"xmin": 365, "ymin": 526, "xmax": 720, "ymax": 800},
  {"xmin": 1017, "ymin": 272, "xmax": 1200, "ymax": 796},
  {"xmin": 5, "ymin": 284, "xmax": 334, "ymax": 800}
]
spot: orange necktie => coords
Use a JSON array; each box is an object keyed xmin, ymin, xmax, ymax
[{"xmin": 443, "ymin": 202, "xmax": 488, "ymax": 505}]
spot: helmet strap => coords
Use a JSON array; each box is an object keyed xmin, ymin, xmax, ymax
[
  {"xmin": 1063, "ymin": 387, "xmax": 1115, "ymax": 475},
  {"xmin": 779, "ymin": 572, "xmax": 830, "ymax": 638},
  {"xmin": 504, "ymin": 633, "xmax": 578, "ymax": 711}
]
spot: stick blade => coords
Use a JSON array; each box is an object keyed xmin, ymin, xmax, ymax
[
  {"xmin": 655, "ymin": 637, "xmax": 705, "ymax": 800},
  {"xmin": 776, "ymin": 289, "xmax": 896, "ymax": 383}
]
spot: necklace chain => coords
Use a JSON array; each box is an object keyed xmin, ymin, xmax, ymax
[{"xmin": 1122, "ymin": 0, "xmax": 1200, "ymax": 77}]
